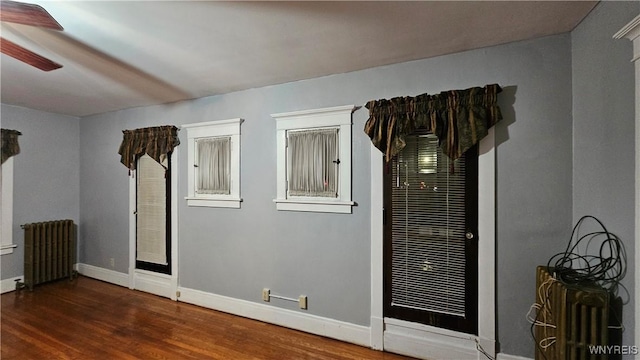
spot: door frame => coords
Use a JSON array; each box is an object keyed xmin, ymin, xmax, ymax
[
  {"xmin": 129, "ymin": 150, "xmax": 179, "ymax": 300},
  {"xmin": 370, "ymin": 128, "xmax": 496, "ymax": 359}
]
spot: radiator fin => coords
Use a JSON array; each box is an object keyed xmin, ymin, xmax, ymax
[
  {"xmin": 534, "ymin": 266, "xmax": 621, "ymax": 360},
  {"xmin": 22, "ymin": 220, "xmax": 76, "ymax": 291}
]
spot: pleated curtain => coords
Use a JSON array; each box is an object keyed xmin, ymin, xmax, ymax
[
  {"xmin": 1, "ymin": 129, "xmax": 22, "ymax": 164},
  {"xmin": 364, "ymin": 84, "xmax": 502, "ymax": 162},
  {"xmin": 118, "ymin": 125, "xmax": 180, "ymax": 171},
  {"xmin": 288, "ymin": 128, "xmax": 339, "ymax": 198},
  {"xmin": 196, "ymin": 137, "xmax": 231, "ymax": 195}
]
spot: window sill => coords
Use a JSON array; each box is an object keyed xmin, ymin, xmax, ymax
[
  {"xmin": 1, "ymin": 244, "xmax": 17, "ymax": 255},
  {"xmin": 185, "ymin": 197, "xmax": 242, "ymax": 208},
  {"xmin": 273, "ymin": 198, "xmax": 354, "ymax": 214}
]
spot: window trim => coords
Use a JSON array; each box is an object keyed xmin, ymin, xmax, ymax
[
  {"xmin": 272, "ymin": 105, "xmax": 355, "ymax": 214},
  {"xmin": 183, "ymin": 119, "xmax": 242, "ymax": 208},
  {"xmin": 1, "ymin": 157, "xmax": 16, "ymax": 255}
]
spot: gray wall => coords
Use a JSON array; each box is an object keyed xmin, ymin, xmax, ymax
[
  {"xmin": 493, "ymin": 37, "xmax": 574, "ymax": 355},
  {"xmin": 572, "ymin": 1, "xmax": 640, "ymax": 356},
  {"xmin": 1, "ymin": 104, "xmax": 80, "ymax": 279},
  {"xmin": 4, "ymin": 3, "xmax": 635, "ymax": 356},
  {"xmin": 80, "ymin": 33, "xmax": 574, "ymax": 354}
]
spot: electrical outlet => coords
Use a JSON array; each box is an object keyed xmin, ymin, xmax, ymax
[
  {"xmin": 109, "ymin": 258, "xmax": 115, "ymax": 268},
  {"xmin": 262, "ymin": 288, "xmax": 270, "ymax": 302},
  {"xmin": 298, "ymin": 295, "xmax": 307, "ymax": 310}
]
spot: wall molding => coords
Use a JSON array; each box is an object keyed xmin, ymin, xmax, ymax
[
  {"xmin": 383, "ymin": 318, "xmax": 477, "ymax": 359},
  {"xmin": 1, "ymin": 275, "xmax": 22, "ymax": 294},
  {"xmin": 383, "ymin": 317, "xmax": 500, "ymax": 360},
  {"xmin": 77, "ymin": 263, "xmax": 175, "ymax": 299},
  {"xmin": 132, "ymin": 269, "xmax": 174, "ymax": 299},
  {"xmin": 177, "ymin": 286, "xmax": 371, "ymax": 348},
  {"xmin": 2, "ymin": 264, "xmax": 129, "ymax": 293},
  {"xmin": 76, "ymin": 263, "xmax": 129, "ymax": 287}
]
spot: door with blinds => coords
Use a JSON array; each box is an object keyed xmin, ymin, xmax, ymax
[
  {"xmin": 136, "ymin": 154, "xmax": 171, "ymax": 275},
  {"xmin": 384, "ymin": 133, "xmax": 478, "ymax": 334}
]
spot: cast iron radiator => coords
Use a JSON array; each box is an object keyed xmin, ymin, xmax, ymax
[
  {"xmin": 533, "ymin": 266, "xmax": 622, "ymax": 360},
  {"xmin": 17, "ymin": 220, "xmax": 77, "ymax": 291}
]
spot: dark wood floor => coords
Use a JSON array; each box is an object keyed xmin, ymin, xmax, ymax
[{"xmin": 1, "ymin": 276, "xmax": 415, "ymax": 359}]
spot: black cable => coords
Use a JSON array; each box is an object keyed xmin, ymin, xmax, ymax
[
  {"xmin": 547, "ymin": 215, "xmax": 626, "ymax": 294},
  {"xmin": 530, "ymin": 215, "xmax": 627, "ymax": 359}
]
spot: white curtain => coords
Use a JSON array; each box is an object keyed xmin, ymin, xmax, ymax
[
  {"xmin": 288, "ymin": 128, "xmax": 338, "ymax": 197},
  {"xmin": 197, "ymin": 137, "xmax": 231, "ymax": 195},
  {"xmin": 136, "ymin": 154, "xmax": 167, "ymax": 265}
]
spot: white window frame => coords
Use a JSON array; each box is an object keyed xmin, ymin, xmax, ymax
[
  {"xmin": 272, "ymin": 105, "xmax": 355, "ymax": 214},
  {"xmin": 183, "ymin": 118, "xmax": 242, "ymax": 208},
  {"xmin": 1, "ymin": 158, "xmax": 16, "ymax": 255}
]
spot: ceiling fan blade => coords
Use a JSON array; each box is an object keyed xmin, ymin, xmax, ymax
[
  {"xmin": 0, "ymin": 0, "xmax": 63, "ymax": 30},
  {"xmin": 1, "ymin": 37, "xmax": 62, "ymax": 71}
]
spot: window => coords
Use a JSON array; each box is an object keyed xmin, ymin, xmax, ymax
[
  {"xmin": 272, "ymin": 105, "xmax": 355, "ymax": 213},
  {"xmin": 1, "ymin": 157, "xmax": 16, "ymax": 255},
  {"xmin": 136, "ymin": 154, "xmax": 171, "ymax": 274},
  {"xmin": 288, "ymin": 128, "xmax": 339, "ymax": 197},
  {"xmin": 183, "ymin": 119, "xmax": 242, "ymax": 208}
]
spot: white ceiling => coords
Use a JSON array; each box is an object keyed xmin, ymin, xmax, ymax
[{"xmin": 0, "ymin": 1, "xmax": 597, "ymax": 118}]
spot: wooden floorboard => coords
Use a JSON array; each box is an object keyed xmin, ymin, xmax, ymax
[{"xmin": 1, "ymin": 276, "xmax": 415, "ymax": 359}]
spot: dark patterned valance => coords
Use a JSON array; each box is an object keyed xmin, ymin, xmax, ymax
[
  {"xmin": 1, "ymin": 129, "xmax": 22, "ymax": 164},
  {"xmin": 364, "ymin": 84, "xmax": 502, "ymax": 162},
  {"xmin": 118, "ymin": 125, "xmax": 180, "ymax": 171}
]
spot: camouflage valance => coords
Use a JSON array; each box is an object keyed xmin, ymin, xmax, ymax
[
  {"xmin": 118, "ymin": 125, "xmax": 180, "ymax": 171},
  {"xmin": 364, "ymin": 84, "xmax": 502, "ymax": 162},
  {"xmin": 1, "ymin": 129, "xmax": 22, "ymax": 164}
]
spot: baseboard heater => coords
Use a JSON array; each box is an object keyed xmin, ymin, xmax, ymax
[
  {"xmin": 534, "ymin": 266, "xmax": 622, "ymax": 360},
  {"xmin": 17, "ymin": 220, "xmax": 78, "ymax": 291}
]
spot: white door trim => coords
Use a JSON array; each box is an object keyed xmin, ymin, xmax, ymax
[{"xmin": 370, "ymin": 128, "xmax": 496, "ymax": 359}]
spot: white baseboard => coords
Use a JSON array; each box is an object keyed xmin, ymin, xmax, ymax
[
  {"xmin": 2, "ymin": 263, "xmax": 124, "ymax": 293},
  {"xmin": 177, "ymin": 286, "xmax": 371, "ymax": 348},
  {"xmin": 76, "ymin": 263, "xmax": 176, "ymax": 300},
  {"xmin": 496, "ymin": 354, "xmax": 533, "ymax": 360},
  {"xmin": 132, "ymin": 269, "xmax": 174, "ymax": 299},
  {"xmin": 384, "ymin": 323, "xmax": 476, "ymax": 359},
  {"xmin": 76, "ymin": 263, "xmax": 129, "ymax": 288},
  {"xmin": 383, "ymin": 318, "xmax": 497, "ymax": 360},
  {"xmin": 1, "ymin": 276, "xmax": 23, "ymax": 294}
]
